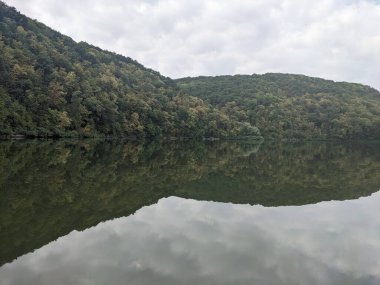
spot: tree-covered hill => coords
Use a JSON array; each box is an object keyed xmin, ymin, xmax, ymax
[
  {"xmin": 2, "ymin": 1, "xmax": 379, "ymax": 141},
  {"xmin": 176, "ymin": 74, "xmax": 380, "ymax": 140},
  {"xmin": 0, "ymin": 2, "xmax": 260, "ymax": 138}
]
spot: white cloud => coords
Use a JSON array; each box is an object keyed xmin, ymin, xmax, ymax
[{"xmin": 4, "ymin": 0, "xmax": 380, "ymax": 90}]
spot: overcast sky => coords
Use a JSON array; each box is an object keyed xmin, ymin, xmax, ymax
[{"xmin": 4, "ymin": 0, "xmax": 380, "ymax": 90}]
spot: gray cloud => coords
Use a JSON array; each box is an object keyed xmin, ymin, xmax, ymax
[{"xmin": 4, "ymin": 0, "xmax": 380, "ymax": 90}]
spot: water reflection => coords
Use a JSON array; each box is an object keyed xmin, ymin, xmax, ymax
[
  {"xmin": 0, "ymin": 140, "xmax": 380, "ymax": 273},
  {"xmin": 1, "ymin": 193, "xmax": 380, "ymax": 285}
]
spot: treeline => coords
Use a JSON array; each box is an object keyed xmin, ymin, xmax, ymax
[
  {"xmin": 176, "ymin": 74, "xmax": 380, "ymax": 140},
  {"xmin": 0, "ymin": 2, "xmax": 261, "ymax": 139}
]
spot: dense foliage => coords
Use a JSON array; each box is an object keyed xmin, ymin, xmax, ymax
[
  {"xmin": 176, "ymin": 74, "xmax": 380, "ymax": 140},
  {"xmin": 0, "ymin": 2, "xmax": 260, "ymax": 138},
  {"xmin": 1, "ymin": 1, "xmax": 379, "ymax": 140},
  {"xmin": 1, "ymin": 140, "xmax": 380, "ymax": 265}
]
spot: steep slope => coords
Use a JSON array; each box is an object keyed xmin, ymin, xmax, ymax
[
  {"xmin": 0, "ymin": 2, "xmax": 260, "ymax": 139},
  {"xmin": 176, "ymin": 74, "xmax": 380, "ymax": 140}
]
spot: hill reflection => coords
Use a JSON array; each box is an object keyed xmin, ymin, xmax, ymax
[{"xmin": 0, "ymin": 140, "xmax": 379, "ymax": 266}]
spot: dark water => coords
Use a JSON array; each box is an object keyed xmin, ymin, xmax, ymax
[{"xmin": 0, "ymin": 140, "xmax": 379, "ymax": 285}]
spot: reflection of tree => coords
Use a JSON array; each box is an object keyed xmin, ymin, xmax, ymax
[
  {"xmin": 178, "ymin": 143, "xmax": 380, "ymax": 205},
  {"xmin": 0, "ymin": 140, "xmax": 379, "ymax": 266}
]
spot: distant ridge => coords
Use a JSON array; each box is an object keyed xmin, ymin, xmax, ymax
[{"xmin": 176, "ymin": 73, "xmax": 380, "ymax": 140}]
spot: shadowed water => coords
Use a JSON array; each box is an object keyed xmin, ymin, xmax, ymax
[{"xmin": 0, "ymin": 140, "xmax": 379, "ymax": 284}]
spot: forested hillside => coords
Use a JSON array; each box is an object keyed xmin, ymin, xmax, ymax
[
  {"xmin": 0, "ymin": 2, "xmax": 260, "ymax": 139},
  {"xmin": 176, "ymin": 74, "xmax": 380, "ymax": 140},
  {"xmin": 1, "ymin": 1, "xmax": 379, "ymax": 141}
]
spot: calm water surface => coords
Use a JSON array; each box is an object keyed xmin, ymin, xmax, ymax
[{"xmin": 0, "ymin": 140, "xmax": 379, "ymax": 284}]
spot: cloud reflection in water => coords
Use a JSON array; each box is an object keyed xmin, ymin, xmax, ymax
[{"xmin": 1, "ymin": 191, "xmax": 380, "ymax": 285}]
